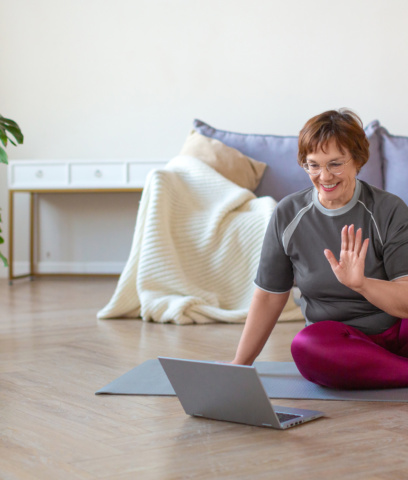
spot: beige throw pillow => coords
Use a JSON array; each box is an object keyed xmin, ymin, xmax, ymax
[{"xmin": 180, "ymin": 130, "xmax": 267, "ymax": 191}]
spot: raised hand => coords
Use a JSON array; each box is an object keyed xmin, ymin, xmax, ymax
[{"xmin": 324, "ymin": 225, "xmax": 369, "ymax": 291}]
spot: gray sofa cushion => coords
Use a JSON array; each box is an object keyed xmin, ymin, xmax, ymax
[
  {"xmin": 193, "ymin": 119, "xmax": 384, "ymax": 201},
  {"xmin": 382, "ymin": 128, "xmax": 408, "ymax": 205},
  {"xmin": 193, "ymin": 119, "xmax": 304, "ymax": 200},
  {"xmin": 362, "ymin": 120, "xmax": 384, "ymax": 190}
]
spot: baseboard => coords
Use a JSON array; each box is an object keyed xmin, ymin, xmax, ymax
[{"xmin": 12, "ymin": 261, "xmax": 125, "ymax": 276}]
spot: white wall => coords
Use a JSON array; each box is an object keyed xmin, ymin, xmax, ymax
[{"xmin": 1, "ymin": 0, "xmax": 407, "ymax": 277}]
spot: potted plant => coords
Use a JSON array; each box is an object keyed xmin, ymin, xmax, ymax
[{"xmin": 0, "ymin": 115, "xmax": 24, "ymax": 266}]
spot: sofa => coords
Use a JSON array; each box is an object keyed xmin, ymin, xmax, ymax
[{"xmin": 192, "ymin": 118, "xmax": 408, "ymax": 205}]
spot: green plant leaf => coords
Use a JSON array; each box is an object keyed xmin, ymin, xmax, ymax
[
  {"xmin": 0, "ymin": 127, "xmax": 7, "ymax": 147},
  {"xmin": 0, "ymin": 146, "xmax": 8, "ymax": 164},
  {"xmin": 0, "ymin": 237, "xmax": 4, "ymax": 245},
  {"xmin": 0, "ymin": 251, "xmax": 8, "ymax": 267},
  {"xmin": 0, "ymin": 115, "xmax": 20, "ymax": 128},
  {"xmin": 6, "ymin": 125, "xmax": 24, "ymax": 145}
]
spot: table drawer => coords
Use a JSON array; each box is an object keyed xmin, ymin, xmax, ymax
[
  {"xmin": 70, "ymin": 163, "xmax": 126, "ymax": 186},
  {"xmin": 10, "ymin": 163, "xmax": 68, "ymax": 188},
  {"xmin": 9, "ymin": 159, "xmax": 169, "ymax": 190}
]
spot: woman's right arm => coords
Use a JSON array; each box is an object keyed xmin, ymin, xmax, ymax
[{"xmin": 232, "ymin": 287, "xmax": 290, "ymax": 365}]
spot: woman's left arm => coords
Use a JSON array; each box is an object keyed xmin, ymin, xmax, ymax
[{"xmin": 324, "ymin": 224, "xmax": 408, "ymax": 318}]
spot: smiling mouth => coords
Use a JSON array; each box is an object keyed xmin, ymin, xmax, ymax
[{"xmin": 321, "ymin": 183, "xmax": 339, "ymax": 191}]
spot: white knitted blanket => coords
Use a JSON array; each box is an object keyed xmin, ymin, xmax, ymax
[{"xmin": 97, "ymin": 156, "xmax": 303, "ymax": 324}]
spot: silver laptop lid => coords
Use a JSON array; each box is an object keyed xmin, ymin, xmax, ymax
[{"xmin": 158, "ymin": 357, "xmax": 284, "ymax": 428}]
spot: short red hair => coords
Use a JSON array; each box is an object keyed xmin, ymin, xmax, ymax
[{"xmin": 298, "ymin": 109, "xmax": 369, "ymax": 172}]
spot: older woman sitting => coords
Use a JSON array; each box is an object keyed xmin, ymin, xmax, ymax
[{"xmin": 232, "ymin": 108, "xmax": 408, "ymax": 389}]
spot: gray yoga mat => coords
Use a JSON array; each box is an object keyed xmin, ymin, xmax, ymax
[{"xmin": 95, "ymin": 359, "xmax": 408, "ymax": 402}]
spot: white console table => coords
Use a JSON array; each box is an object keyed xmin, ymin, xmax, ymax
[{"xmin": 7, "ymin": 159, "xmax": 167, "ymax": 283}]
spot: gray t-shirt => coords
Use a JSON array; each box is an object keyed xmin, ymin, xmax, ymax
[{"xmin": 255, "ymin": 180, "xmax": 408, "ymax": 335}]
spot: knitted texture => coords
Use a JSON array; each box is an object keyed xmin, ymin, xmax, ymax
[{"xmin": 97, "ymin": 156, "xmax": 302, "ymax": 324}]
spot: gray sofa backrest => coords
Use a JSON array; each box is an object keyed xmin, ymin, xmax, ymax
[{"xmin": 194, "ymin": 119, "xmax": 406, "ymax": 204}]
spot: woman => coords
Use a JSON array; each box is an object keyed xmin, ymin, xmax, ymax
[{"xmin": 232, "ymin": 109, "xmax": 408, "ymax": 389}]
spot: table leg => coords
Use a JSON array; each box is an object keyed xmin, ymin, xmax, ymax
[
  {"xmin": 8, "ymin": 190, "xmax": 14, "ymax": 284},
  {"xmin": 30, "ymin": 192, "xmax": 35, "ymax": 279}
]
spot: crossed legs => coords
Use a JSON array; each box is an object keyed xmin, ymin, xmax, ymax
[{"xmin": 291, "ymin": 319, "xmax": 408, "ymax": 389}]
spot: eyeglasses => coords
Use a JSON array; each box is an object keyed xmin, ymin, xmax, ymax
[{"xmin": 302, "ymin": 158, "xmax": 353, "ymax": 176}]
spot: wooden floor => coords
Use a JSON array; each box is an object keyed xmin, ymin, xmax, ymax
[{"xmin": 1, "ymin": 277, "xmax": 408, "ymax": 480}]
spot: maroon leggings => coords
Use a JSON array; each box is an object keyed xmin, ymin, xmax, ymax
[{"xmin": 291, "ymin": 319, "xmax": 408, "ymax": 389}]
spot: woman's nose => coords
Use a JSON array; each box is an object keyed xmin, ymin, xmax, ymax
[{"xmin": 319, "ymin": 165, "xmax": 333, "ymax": 179}]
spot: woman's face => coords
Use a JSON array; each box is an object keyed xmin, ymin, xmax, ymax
[{"xmin": 305, "ymin": 138, "xmax": 358, "ymax": 209}]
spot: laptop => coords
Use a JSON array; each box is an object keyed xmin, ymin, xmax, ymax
[{"xmin": 158, "ymin": 357, "xmax": 324, "ymax": 429}]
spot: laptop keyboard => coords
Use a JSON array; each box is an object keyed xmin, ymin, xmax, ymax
[{"xmin": 276, "ymin": 412, "xmax": 302, "ymax": 423}]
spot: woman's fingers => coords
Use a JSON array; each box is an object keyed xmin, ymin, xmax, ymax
[
  {"xmin": 341, "ymin": 225, "xmax": 355, "ymax": 251},
  {"xmin": 354, "ymin": 227, "xmax": 362, "ymax": 254},
  {"xmin": 360, "ymin": 237, "xmax": 370, "ymax": 260},
  {"xmin": 341, "ymin": 225, "xmax": 349, "ymax": 251},
  {"xmin": 333, "ymin": 226, "xmax": 368, "ymax": 260},
  {"xmin": 348, "ymin": 224, "xmax": 355, "ymax": 251},
  {"xmin": 342, "ymin": 225, "xmax": 365, "ymax": 253},
  {"xmin": 324, "ymin": 249, "xmax": 338, "ymax": 270},
  {"xmin": 348, "ymin": 226, "xmax": 366, "ymax": 256},
  {"xmin": 325, "ymin": 226, "xmax": 369, "ymax": 289}
]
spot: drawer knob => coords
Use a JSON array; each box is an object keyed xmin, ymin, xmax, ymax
[
  {"xmin": 94, "ymin": 169, "xmax": 102, "ymax": 178},
  {"xmin": 35, "ymin": 170, "xmax": 43, "ymax": 178}
]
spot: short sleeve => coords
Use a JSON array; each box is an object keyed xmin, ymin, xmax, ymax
[
  {"xmin": 382, "ymin": 198, "xmax": 408, "ymax": 281},
  {"xmin": 254, "ymin": 208, "xmax": 294, "ymax": 293}
]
